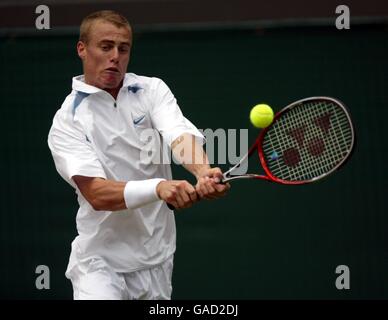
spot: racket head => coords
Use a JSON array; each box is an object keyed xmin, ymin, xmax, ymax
[{"xmin": 257, "ymin": 96, "xmax": 355, "ymax": 184}]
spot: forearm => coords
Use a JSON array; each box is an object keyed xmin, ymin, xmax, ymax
[
  {"xmin": 79, "ymin": 177, "xmax": 127, "ymax": 211},
  {"xmin": 171, "ymin": 133, "xmax": 211, "ymax": 179},
  {"xmin": 73, "ymin": 176, "xmax": 163, "ymax": 211}
]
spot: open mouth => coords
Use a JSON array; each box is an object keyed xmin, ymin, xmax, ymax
[{"xmin": 105, "ymin": 67, "xmax": 119, "ymax": 73}]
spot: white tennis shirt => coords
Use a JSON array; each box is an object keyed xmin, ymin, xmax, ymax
[{"xmin": 48, "ymin": 73, "xmax": 203, "ymax": 274}]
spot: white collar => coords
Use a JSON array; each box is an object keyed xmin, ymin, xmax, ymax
[{"xmin": 72, "ymin": 73, "xmax": 139, "ymax": 94}]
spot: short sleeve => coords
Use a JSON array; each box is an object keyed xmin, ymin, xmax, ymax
[
  {"xmin": 48, "ymin": 109, "xmax": 106, "ymax": 188},
  {"xmin": 149, "ymin": 78, "xmax": 204, "ymax": 147}
]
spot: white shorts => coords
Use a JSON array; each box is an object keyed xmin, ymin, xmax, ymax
[{"xmin": 67, "ymin": 256, "xmax": 174, "ymax": 300}]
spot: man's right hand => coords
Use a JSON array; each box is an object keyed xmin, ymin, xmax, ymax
[{"xmin": 156, "ymin": 180, "xmax": 198, "ymax": 210}]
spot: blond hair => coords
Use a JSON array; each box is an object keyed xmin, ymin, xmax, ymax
[{"xmin": 79, "ymin": 10, "xmax": 131, "ymax": 43}]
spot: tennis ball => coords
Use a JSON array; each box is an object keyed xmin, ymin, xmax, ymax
[{"xmin": 249, "ymin": 104, "xmax": 274, "ymax": 128}]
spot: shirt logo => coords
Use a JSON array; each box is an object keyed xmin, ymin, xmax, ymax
[
  {"xmin": 128, "ymin": 85, "xmax": 142, "ymax": 93},
  {"xmin": 133, "ymin": 114, "xmax": 146, "ymax": 125}
]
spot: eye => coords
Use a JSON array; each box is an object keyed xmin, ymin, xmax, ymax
[
  {"xmin": 119, "ymin": 46, "xmax": 130, "ymax": 53},
  {"xmin": 101, "ymin": 45, "xmax": 111, "ymax": 51}
]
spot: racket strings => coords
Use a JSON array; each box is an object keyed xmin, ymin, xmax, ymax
[
  {"xmin": 295, "ymin": 101, "xmax": 351, "ymax": 179},
  {"xmin": 300, "ymin": 103, "xmax": 349, "ymax": 178},
  {"xmin": 262, "ymin": 100, "xmax": 353, "ymax": 181},
  {"xmin": 289, "ymin": 101, "xmax": 351, "ymax": 179}
]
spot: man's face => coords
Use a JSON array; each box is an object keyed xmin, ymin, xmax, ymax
[{"xmin": 77, "ymin": 20, "xmax": 132, "ymax": 90}]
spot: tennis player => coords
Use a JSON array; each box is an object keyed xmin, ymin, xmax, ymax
[{"xmin": 48, "ymin": 10, "xmax": 229, "ymax": 300}]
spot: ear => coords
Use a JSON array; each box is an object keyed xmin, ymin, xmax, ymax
[{"xmin": 77, "ymin": 41, "xmax": 86, "ymax": 60}]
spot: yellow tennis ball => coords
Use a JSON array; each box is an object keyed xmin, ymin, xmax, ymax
[{"xmin": 250, "ymin": 104, "xmax": 274, "ymax": 128}]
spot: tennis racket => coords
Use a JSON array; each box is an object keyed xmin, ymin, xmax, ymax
[
  {"xmin": 167, "ymin": 96, "xmax": 355, "ymax": 209},
  {"xmin": 222, "ymin": 96, "xmax": 355, "ymax": 184}
]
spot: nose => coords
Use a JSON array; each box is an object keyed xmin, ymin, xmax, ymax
[{"xmin": 110, "ymin": 47, "xmax": 119, "ymax": 63}]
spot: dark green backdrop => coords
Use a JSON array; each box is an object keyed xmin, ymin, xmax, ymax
[{"xmin": 0, "ymin": 25, "xmax": 387, "ymax": 299}]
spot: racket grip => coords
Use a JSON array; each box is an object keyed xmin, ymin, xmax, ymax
[{"xmin": 167, "ymin": 203, "xmax": 175, "ymax": 210}]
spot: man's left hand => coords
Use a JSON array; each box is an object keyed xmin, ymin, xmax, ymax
[{"xmin": 195, "ymin": 167, "xmax": 230, "ymax": 200}]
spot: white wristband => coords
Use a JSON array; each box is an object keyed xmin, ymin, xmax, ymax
[{"xmin": 123, "ymin": 178, "xmax": 165, "ymax": 210}]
